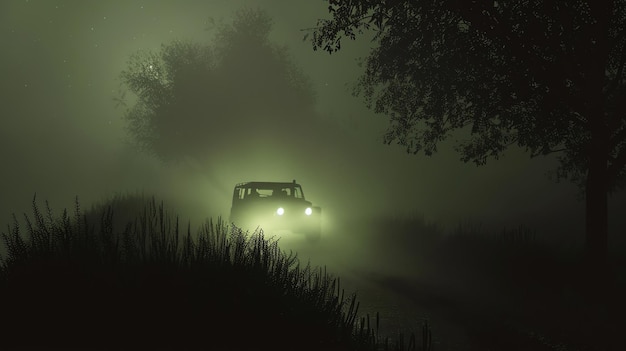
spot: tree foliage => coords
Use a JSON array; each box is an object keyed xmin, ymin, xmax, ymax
[
  {"xmin": 310, "ymin": 0, "xmax": 626, "ymax": 192},
  {"xmin": 120, "ymin": 8, "xmax": 316, "ymax": 162}
]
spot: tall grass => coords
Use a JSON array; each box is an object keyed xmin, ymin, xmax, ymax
[{"xmin": 0, "ymin": 194, "xmax": 431, "ymax": 350}]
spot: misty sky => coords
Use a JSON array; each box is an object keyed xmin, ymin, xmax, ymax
[{"xmin": 1, "ymin": 0, "xmax": 624, "ymax": 248}]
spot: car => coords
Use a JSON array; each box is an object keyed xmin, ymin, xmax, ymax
[{"xmin": 229, "ymin": 180, "xmax": 322, "ymax": 242}]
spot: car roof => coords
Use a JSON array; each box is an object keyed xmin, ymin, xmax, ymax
[{"xmin": 235, "ymin": 181, "xmax": 300, "ymax": 188}]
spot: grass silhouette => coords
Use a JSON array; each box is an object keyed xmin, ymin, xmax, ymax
[
  {"xmin": 5, "ymin": 193, "xmax": 621, "ymax": 350},
  {"xmin": 0, "ymin": 194, "xmax": 431, "ymax": 350}
]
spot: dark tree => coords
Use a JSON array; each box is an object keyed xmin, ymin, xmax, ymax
[
  {"xmin": 119, "ymin": 8, "xmax": 316, "ymax": 163},
  {"xmin": 309, "ymin": 0, "xmax": 626, "ymax": 269}
]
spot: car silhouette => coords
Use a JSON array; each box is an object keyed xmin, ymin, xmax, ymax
[{"xmin": 229, "ymin": 180, "xmax": 322, "ymax": 242}]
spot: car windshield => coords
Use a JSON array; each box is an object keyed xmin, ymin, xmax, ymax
[{"xmin": 236, "ymin": 184, "xmax": 304, "ymax": 200}]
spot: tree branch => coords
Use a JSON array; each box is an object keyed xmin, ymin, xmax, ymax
[
  {"xmin": 607, "ymin": 145, "xmax": 626, "ymax": 187},
  {"xmin": 610, "ymin": 123, "xmax": 626, "ymax": 148},
  {"xmin": 605, "ymin": 41, "xmax": 626, "ymax": 96},
  {"xmin": 530, "ymin": 147, "xmax": 568, "ymax": 158}
]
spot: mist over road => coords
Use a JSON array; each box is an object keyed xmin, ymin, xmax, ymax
[
  {"xmin": 271, "ymin": 219, "xmax": 480, "ymax": 351},
  {"xmin": 271, "ymin": 214, "xmax": 626, "ymax": 351}
]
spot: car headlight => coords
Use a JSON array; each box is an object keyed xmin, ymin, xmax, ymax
[
  {"xmin": 276, "ymin": 207, "xmax": 285, "ymax": 216},
  {"xmin": 305, "ymin": 207, "xmax": 312, "ymax": 216}
]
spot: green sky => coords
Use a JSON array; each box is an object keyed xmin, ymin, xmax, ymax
[{"xmin": 1, "ymin": 0, "xmax": 624, "ymax": 246}]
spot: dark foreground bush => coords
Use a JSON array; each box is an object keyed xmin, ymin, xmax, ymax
[{"xmin": 0, "ymin": 195, "xmax": 426, "ymax": 350}]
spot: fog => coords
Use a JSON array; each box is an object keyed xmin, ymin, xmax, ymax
[
  {"xmin": 3, "ymin": 1, "xmax": 626, "ymax": 349},
  {"xmin": 1, "ymin": 0, "xmax": 625, "ymax": 255}
]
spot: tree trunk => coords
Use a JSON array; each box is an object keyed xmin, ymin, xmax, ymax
[
  {"xmin": 583, "ymin": 0, "xmax": 612, "ymax": 276},
  {"xmin": 585, "ymin": 115, "xmax": 610, "ymax": 280},
  {"xmin": 585, "ymin": 154, "xmax": 608, "ymax": 269}
]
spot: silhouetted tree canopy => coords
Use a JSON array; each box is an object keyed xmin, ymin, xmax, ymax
[
  {"xmin": 309, "ymin": 0, "xmax": 626, "ymax": 267},
  {"xmin": 120, "ymin": 8, "xmax": 316, "ymax": 162}
]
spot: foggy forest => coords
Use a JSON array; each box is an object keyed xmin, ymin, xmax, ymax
[{"xmin": 1, "ymin": 1, "xmax": 625, "ymax": 350}]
